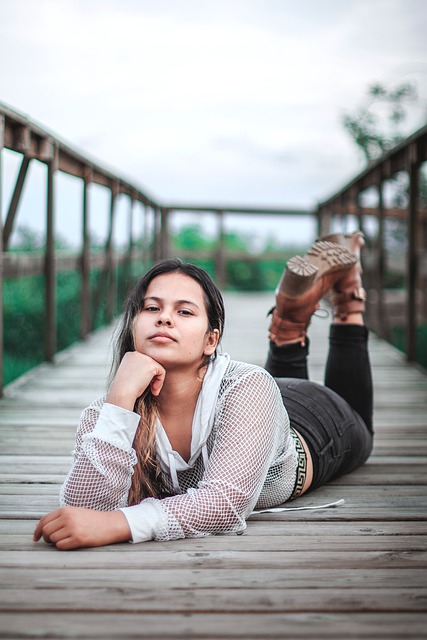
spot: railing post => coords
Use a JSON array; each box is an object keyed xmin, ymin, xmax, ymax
[
  {"xmin": 0, "ymin": 114, "xmax": 4, "ymax": 395},
  {"xmin": 356, "ymin": 193, "xmax": 371, "ymax": 326},
  {"xmin": 125, "ymin": 194, "xmax": 135, "ymax": 292},
  {"xmin": 45, "ymin": 142, "xmax": 58, "ymax": 362},
  {"xmin": 317, "ymin": 205, "xmax": 332, "ymax": 237},
  {"xmin": 340, "ymin": 194, "xmax": 348, "ymax": 232},
  {"xmin": 356, "ymin": 195, "xmax": 365, "ymax": 234},
  {"xmin": 215, "ymin": 210, "xmax": 226, "ymax": 288},
  {"xmin": 159, "ymin": 208, "xmax": 170, "ymax": 260},
  {"xmin": 406, "ymin": 147, "xmax": 420, "ymax": 362},
  {"xmin": 152, "ymin": 207, "xmax": 161, "ymax": 263},
  {"xmin": 375, "ymin": 170, "xmax": 386, "ymax": 339},
  {"xmin": 421, "ymin": 198, "xmax": 427, "ymax": 327},
  {"xmin": 143, "ymin": 204, "xmax": 152, "ymax": 267},
  {"xmin": 80, "ymin": 169, "xmax": 92, "ymax": 339},
  {"xmin": 106, "ymin": 182, "xmax": 118, "ymax": 322}
]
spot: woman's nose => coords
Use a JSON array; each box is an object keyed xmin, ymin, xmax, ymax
[
  {"xmin": 157, "ymin": 318, "xmax": 172, "ymax": 326},
  {"xmin": 156, "ymin": 311, "xmax": 173, "ymax": 326}
]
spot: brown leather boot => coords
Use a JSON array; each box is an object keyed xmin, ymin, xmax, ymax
[
  {"xmin": 319, "ymin": 231, "xmax": 367, "ymax": 320},
  {"xmin": 269, "ymin": 240, "xmax": 357, "ymax": 345}
]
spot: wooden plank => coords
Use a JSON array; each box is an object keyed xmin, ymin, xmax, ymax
[
  {"xmin": 1, "ymin": 518, "xmax": 426, "ymax": 537},
  {"xmin": 0, "ymin": 587, "xmax": 426, "ymax": 613},
  {"xmin": 1, "ymin": 612, "xmax": 426, "ymax": 639},
  {"xmin": 1, "ymin": 549, "xmax": 427, "ymax": 570},
  {"xmin": 1, "ymin": 535, "xmax": 426, "ymax": 553},
  {"xmin": 2, "ymin": 567, "xmax": 426, "ymax": 590}
]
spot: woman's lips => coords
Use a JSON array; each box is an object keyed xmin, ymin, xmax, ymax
[{"xmin": 149, "ymin": 332, "xmax": 176, "ymax": 343}]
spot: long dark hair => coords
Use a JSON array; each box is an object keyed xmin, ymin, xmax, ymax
[{"xmin": 110, "ymin": 259, "xmax": 225, "ymax": 504}]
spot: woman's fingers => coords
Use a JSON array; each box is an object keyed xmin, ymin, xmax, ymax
[
  {"xmin": 150, "ymin": 366, "xmax": 166, "ymax": 396},
  {"xmin": 33, "ymin": 509, "xmax": 63, "ymax": 542},
  {"xmin": 46, "ymin": 524, "xmax": 72, "ymax": 545},
  {"xmin": 107, "ymin": 352, "xmax": 166, "ymax": 408},
  {"xmin": 33, "ymin": 507, "xmax": 132, "ymax": 550},
  {"xmin": 34, "ymin": 507, "xmax": 85, "ymax": 547},
  {"xmin": 54, "ymin": 536, "xmax": 77, "ymax": 551}
]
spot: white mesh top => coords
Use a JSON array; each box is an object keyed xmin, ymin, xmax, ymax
[{"xmin": 60, "ymin": 354, "xmax": 298, "ymax": 543}]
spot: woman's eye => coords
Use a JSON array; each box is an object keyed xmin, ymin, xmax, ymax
[
  {"xmin": 144, "ymin": 305, "xmax": 159, "ymax": 312},
  {"xmin": 178, "ymin": 309, "xmax": 193, "ymax": 316}
]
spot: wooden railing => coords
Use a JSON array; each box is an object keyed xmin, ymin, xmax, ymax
[
  {"xmin": 0, "ymin": 103, "xmax": 312, "ymax": 394},
  {"xmin": 1, "ymin": 103, "xmax": 426, "ymax": 394},
  {"xmin": 317, "ymin": 123, "xmax": 427, "ymax": 362}
]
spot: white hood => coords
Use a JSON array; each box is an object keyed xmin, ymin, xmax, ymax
[{"xmin": 155, "ymin": 353, "xmax": 230, "ymax": 491}]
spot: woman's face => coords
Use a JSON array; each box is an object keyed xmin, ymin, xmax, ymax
[{"xmin": 133, "ymin": 272, "xmax": 219, "ymax": 370}]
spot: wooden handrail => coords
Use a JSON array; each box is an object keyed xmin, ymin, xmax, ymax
[
  {"xmin": 317, "ymin": 122, "xmax": 427, "ymax": 362},
  {"xmin": 0, "ymin": 103, "xmax": 316, "ymax": 394},
  {"xmin": 1, "ymin": 102, "xmax": 426, "ymax": 394}
]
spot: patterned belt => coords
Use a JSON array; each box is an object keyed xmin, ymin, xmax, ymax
[{"xmin": 289, "ymin": 426, "xmax": 307, "ymax": 499}]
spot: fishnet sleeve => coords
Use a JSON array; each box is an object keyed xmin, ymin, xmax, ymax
[
  {"xmin": 59, "ymin": 398, "xmax": 137, "ymax": 510},
  {"xmin": 148, "ymin": 369, "xmax": 287, "ymax": 540}
]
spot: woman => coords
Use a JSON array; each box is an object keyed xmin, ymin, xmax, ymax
[{"xmin": 34, "ymin": 232, "xmax": 373, "ymax": 549}]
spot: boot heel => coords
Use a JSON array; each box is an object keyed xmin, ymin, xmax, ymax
[{"xmin": 279, "ymin": 256, "xmax": 318, "ymax": 298}]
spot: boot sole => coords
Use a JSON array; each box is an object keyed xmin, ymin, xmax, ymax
[
  {"xmin": 319, "ymin": 231, "xmax": 365, "ymax": 255},
  {"xmin": 281, "ymin": 241, "xmax": 357, "ymax": 298}
]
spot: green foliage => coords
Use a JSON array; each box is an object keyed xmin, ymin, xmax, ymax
[
  {"xmin": 390, "ymin": 324, "xmax": 427, "ymax": 370},
  {"xmin": 2, "ymin": 263, "xmax": 132, "ymax": 386},
  {"xmin": 9, "ymin": 225, "xmax": 45, "ymax": 252},
  {"xmin": 3, "ymin": 223, "xmax": 307, "ymax": 385},
  {"xmin": 172, "ymin": 224, "xmax": 214, "ymax": 252},
  {"xmin": 169, "ymin": 223, "xmax": 305, "ymax": 291},
  {"xmin": 3, "ymin": 275, "xmax": 46, "ymax": 385},
  {"xmin": 342, "ymin": 81, "xmax": 417, "ymax": 163},
  {"xmin": 56, "ymin": 271, "xmax": 81, "ymax": 351},
  {"xmin": 9, "ymin": 224, "xmax": 73, "ymax": 251},
  {"xmin": 3, "ymin": 353, "xmax": 41, "ymax": 385},
  {"xmin": 3, "ymin": 272, "xmax": 84, "ymax": 385}
]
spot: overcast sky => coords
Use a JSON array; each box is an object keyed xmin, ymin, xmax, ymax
[{"xmin": 1, "ymin": 0, "xmax": 427, "ymax": 246}]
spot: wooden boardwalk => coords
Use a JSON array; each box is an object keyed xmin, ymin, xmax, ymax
[{"xmin": 1, "ymin": 292, "xmax": 426, "ymax": 639}]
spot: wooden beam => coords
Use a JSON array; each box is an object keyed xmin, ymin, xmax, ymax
[
  {"xmin": 406, "ymin": 158, "xmax": 419, "ymax": 362},
  {"xmin": 326, "ymin": 205, "xmax": 427, "ymax": 219},
  {"xmin": 106, "ymin": 183, "xmax": 118, "ymax": 322},
  {"xmin": 166, "ymin": 205, "xmax": 312, "ymax": 216},
  {"xmin": 153, "ymin": 207, "xmax": 161, "ymax": 263},
  {"xmin": 142, "ymin": 204, "xmax": 151, "ymax": 266},
  {"xmin": 215, "ymin": 210, "xmax": 226, "ymax": 288},
  {"xmin": 159, "ymin": 208, "xmax": 170, "ymax": 260},
  {"xmin": 0, "ymin": 114, "xmax": 4, "ymax": 396},
  {"xmin": 80, "ymin": 171, "xmax": 92, "ymax": 339},
  {"xmin": 44, "ymin": 143, "xmax": 57, "ymax": 362},
  {"xmin": 3, "ymin": 156, "xmax": 31, "ymax": 250},
  {"xmin": 376, "ymin": 170, "xmax": 386, "ymax": 340}
]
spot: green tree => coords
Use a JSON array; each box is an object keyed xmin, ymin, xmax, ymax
[
  {"xmin": 342, "ymin": 80, "xmax": 427, "ymax": 251},
  {"xmin": 172, "ymin": 224, "xmax": 214, "ymax": 252},
  {"xmin": 9, "ymin": 224, "xmax": 73, "ymax": 251},
  {"xmin": 9, "ymin": 225, "xmax": 45, "ymax": 251},
  {"xmin": 342, "ymin": 81, "xmax": 417, "ymax": 163}
]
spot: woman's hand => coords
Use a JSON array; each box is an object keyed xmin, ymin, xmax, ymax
[
  {"xmin": 33, "ymin": 506, "xmax": 132, "ymax": 550},
  {"xmin": 106, "ymin": 352, "xmax": 166, "ymax": 410}
]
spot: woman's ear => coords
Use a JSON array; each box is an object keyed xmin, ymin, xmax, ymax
[{"xmin": 204, "ymin": 329, "xmax": 220, "ymax": 356}]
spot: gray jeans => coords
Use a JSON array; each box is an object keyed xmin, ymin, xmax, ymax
[{"xmin": 266, "ymin": 324, "xmax": 374, "ymax": 491}]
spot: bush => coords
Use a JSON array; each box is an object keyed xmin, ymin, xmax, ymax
[
  {"xmin": 390, "ymin": 324, "xmax": 427, "ymax": 369},
  {"xmin": 3, "ymin": 276, "xmax": 46, "ymax": 384}
]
